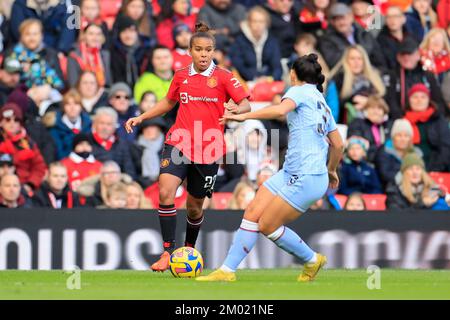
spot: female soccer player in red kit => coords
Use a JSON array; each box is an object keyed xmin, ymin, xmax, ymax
[{"xmin": 125, "ymin": 22, "xmax": 251, "ymax": 272}]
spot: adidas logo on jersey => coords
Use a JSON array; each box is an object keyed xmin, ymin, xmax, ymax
[{"xmin": 183, "ymin": 79, "xmax": 188, "ymax": 84}]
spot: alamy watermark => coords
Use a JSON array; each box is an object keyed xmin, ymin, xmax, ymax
[
  {"xmin": 65, "ymin": 265, "xmax": 81, "ymax": 290},
  {"xmin": 366, "ymin": 265, "xmax": 381, "ymax": 290}
]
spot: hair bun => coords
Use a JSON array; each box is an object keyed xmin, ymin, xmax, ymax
[
  {"xmin": 307, "ymin": 53, "xmax": 318, "ymax": 63},
  {"xmin": 195, "ymin": 22, "xmax": 210, "ymax": 33}
]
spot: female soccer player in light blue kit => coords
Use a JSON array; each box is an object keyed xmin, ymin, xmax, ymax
[{"xmin": 197, "ymin": 54, "xmax": 344, "ymax": 282}]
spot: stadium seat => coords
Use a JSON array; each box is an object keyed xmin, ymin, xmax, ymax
[
  {"xmin": 251, "ymin": 81, "xmax": 285, "ymax": 102},
  {"xmin": 429, "ymin": 172, "xmax": 450, "ymax": 194},
  {"xmin": 362, "ymin": 194, "xmax": 387, "ymax": 211},
  {"xmin": 212, "ymin": 192, "xmax": 233, "ymax": 210},
  {"xmin": 334, "ymin": 194, "xmax": 348, "ymax": 208}
]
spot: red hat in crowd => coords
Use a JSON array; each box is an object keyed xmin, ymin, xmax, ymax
[
  {"xmin": 0, "ymin": 103, "xmax": 24, "ymax": 123},
  {"xmin": 408, "ymin": 83, "xmax": 430, "ymax": 98}
]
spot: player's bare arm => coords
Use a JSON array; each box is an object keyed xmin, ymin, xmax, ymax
[
  {"xmin": 220, "ymin": 97, "xmax": 296, "ymax": 124},
  {"xmin": 125, "ymin": 97, "xmax": 177, "ymax": 133},
  {"xmin": 224, "ymin": 98, "xmax": 251, "ymax": 115},
  {"xmin": 326, "ymin": 129, "xmax": 344, "ymax": 189}
]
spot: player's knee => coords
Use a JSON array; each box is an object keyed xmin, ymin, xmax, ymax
[
  {"xmin": 186, "ymin": 202, "xmax": 203, "ymax": 219},
  {"xmin": 159, "ymin": 186, "xmax": 177, "ymax": 203}
]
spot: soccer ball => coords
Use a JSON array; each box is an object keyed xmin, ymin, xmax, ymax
[{"xmin": 169, "ymin": 247, "xmax": 204, "ymax": 278}]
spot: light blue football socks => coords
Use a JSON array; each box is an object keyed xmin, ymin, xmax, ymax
[
  {"xmin": 221, "ymin": 219, "xmax": 259, "ymax": 272},
  {"xmin": 267, "ymin": 225, "xmax": 316, "ymax": 264}
]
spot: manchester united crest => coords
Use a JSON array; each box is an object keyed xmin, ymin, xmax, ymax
[
  {"xmin": 160, "ymin": 158, "xmax": 170, "ymax": 168},
  {"xmin": 207, "ymin": 77, "xmax": 217, "ymax": 88}
]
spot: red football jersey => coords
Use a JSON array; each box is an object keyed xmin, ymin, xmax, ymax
[{"xmin": 165, "ymin": 62, "xmax": 249, "ymax": 164}]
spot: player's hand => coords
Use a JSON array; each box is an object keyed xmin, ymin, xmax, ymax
[
  {"xmin": 219, "ymin": 113, "xmax": 246, "ymax": 125},
  {"xmin": 328, "ymin": 170, "xmax": 339, "ymax": 189},
  {"xmin": 224, "ymin": 102, "xmax": 240, "ymax": 114},
  {"xmin": 125, "ymin": 116, "xmax": 143, "ymax": 133}
]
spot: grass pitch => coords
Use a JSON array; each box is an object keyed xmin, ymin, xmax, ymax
[{"xmin": 1, "ymin": 269, "xmax": 449, "ymax": 300}]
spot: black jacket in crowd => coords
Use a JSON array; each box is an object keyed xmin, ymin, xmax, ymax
[
  {"xmin": 383, "ymin": 65, "xmax": 448, "ymax": 120},
  {"xmin": 414, "ymin": 110, "xmax": 450, "ymax": 172},
  {"xmin": 264, "ymin": 4, "xmax": 300, "ymax": 59},
  {"xmin": 319, "ymin": 23, "xmax": 387, "ymax": 69},
  {"xmin": 32, "ymin": 182, "xmax": 81, "ymax": 208},
  {"xmin": 376, "ymin": 26, "xmax": 414, "ymax": 70},
  {"xmin": 347, "ymin": 118, "xmax": 393, "ymax": 163},
  {"xmin": 385, "ymin": 180, "xmax": 429, "ymax": 210},
  {"xmin": 89, "ymin": 133, "xmax": 137, "ymax": 179}
]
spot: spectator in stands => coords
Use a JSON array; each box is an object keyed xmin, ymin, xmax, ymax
[
  {"xmin": 347, "ymin": 95, "xmax": 392, "ymax": 162},
  {"xmin": 198, "ymin": 0, "xmax": 247, "ymax": 52},
  {"xmin": 319, "ymin": 3, "xmax": 386, "ymax": 69},
  {"xmin": 138, "ymin": 91, "xmax": 157, "ymax": 114},
  {"xmin": 376, "ymin": 5, "xmax": 413, "ymax": 70},
  {"xmin": 338, "ymin": 136, "xmax": 382, "ymax": 195},
  {"xmin": 343, "ymin": 192, "xmax": 366, "ymax": 210},
  {"xmin": 78, "ymin": 160, "xmax": 132, "ymax": 207},
  {"xmin": 113, "ymin": 0, "xmax": 155, "ymax": 47},
  {"xmin": 126, "ymin": 181, "xmax": 152, "ymax": 209},
  {"xmin": 405, "ymin": 0, "xmax": 437, "ymax": 43},
  {"xmin": 289, "ymin": 33, "xmax": 330, "ymax": 81},
  {"xmin": 67, "ymin": 23, "xmax": 112, "ymax": 88},
  {"xmin": 79, "ymin": 0, "xmax": 109, "ymax": 40},
  {"xmin": 0, "ymin": 58, "xmax": 21, "ymax": 106},
  {"xmin": 100, "ymin": 182, "xmax": 128, "ymax": 209},
  {"xmin": 77, "ymin": 71, "xmax": 109, "ymax": 115},
  {"xmin": 134, "ymin": 45, "xmax": 173, "ymax": 103},
  {"xmin": 10, "ymin": 0, "xmax": 76, "ymax": 54},
  {"xmin": 0, "ymin": 103, "xmax": 46, "ymax": 195},
  {"xmin": 236, "ymin": 119, "xmax": 273, "ymax": 182},
  {"xmin": 350, "ymin": 0, "xmax": 378, "ymax": 31},
  {"xmin": 0, "ymin": 174, "xmax": 32, "ymax": 208},
  {"xmin": 0, "ymin": 153, "xmax": 15, "ymax": 178},
  {"xmin": 386, "ymin": 153, "xmax": 448, "ymax": 209},
  {"xmin": 404, "ymin": 83, "xmax": 450, "ymax": 172},
  {"xmin": 228, "ymin": 181, "xmax": 256, "ymax": 210},
  {"xmin": 61, "ymin": 133, "xmax": 103, "ymax": 192},
  {"xmin": 6, "ymin": 86, "xmax": 57, "ymax": 165},
  {"xmin": 375, "ymin": 118, "xmax": 422, "ymax": 186},
  {"xmin": 229, "ymin": 6, "xmax": 282, "ymax": 82},
  {"xmin": 327, "ymin": 45, "xmax": 385, "ymax": 124},
  {"xmin": 171, "ymin": 23, "xmax": 193, "ymax": 71},
  {"xmin": 263, "ymin": 0, "xmax": 299, "ymax": 59},
  {"xmin": 156, "ymin": 0, "xmax": 197, "ymax": 50},
  {"xmin": 384, "ymin": 37, "xmax": 448, "ymax": 119},
  {"xmin": 32, "ymin": 162, "xmax": 81, "ymax": 208},
  {"xmin": 110, "ymin": 15, "xmax": 152, "ymax": 89},
  {"xmin": 90, "ymin": 107, "xmax": 137, "ymax": 178},
  {"xmin": 298, "ymin": 0, "xmax": 333, "ymax": 39},
  {"xmin": 0, "ymin": 6, "xmax": 8, "ymax": 52},
  {"xmin": 136, "ymin": 117, "xmax": 167, "ymax": 188},
  {"xmin": 7, "ymin": 19, "xmax": 63, "ymax": 90},
  {"xmin": 108, "ymin": 82, "xmax": 139, "ymax": 142},
  {"xmin": 419, "ymin": 28, "xmax": 450, "ymax": 84},
  {"xmin": 43, "ymin": 90, "xmax": 92, "ymax": 160}
]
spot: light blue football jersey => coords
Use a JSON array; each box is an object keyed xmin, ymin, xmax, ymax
[{"xmin": 281, "ymin": 83, "xmax": 337, "ymax": 175}]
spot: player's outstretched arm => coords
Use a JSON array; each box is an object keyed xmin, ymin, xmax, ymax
[
  {"xmin": 326, "ymin": 129, "xmax": 344, "ymax": 189},
  {"xmin": 221, "ymin": 98, "xmax": 296, "ymax": 123},
  {"xmin": 125, "ymin": 97, "xmax": 177, "ymax": 133}
]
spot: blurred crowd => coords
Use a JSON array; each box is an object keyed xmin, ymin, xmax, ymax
[{"xmin": 0, "ymin": 0, "xmax": 449, "ymax": 211}]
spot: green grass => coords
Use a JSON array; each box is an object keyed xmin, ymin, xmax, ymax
[{"xmin": 0, "ymin": 269, "xmax": 449, "ymax": 300}]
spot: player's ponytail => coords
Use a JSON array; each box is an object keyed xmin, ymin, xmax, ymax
[
  {"xmin": 190, "ymin": 21, "xmax": 216, "ymax": 48},
  {"xmin": 292, "ymin": 54, "xmax": 326, "ymax": 93}
]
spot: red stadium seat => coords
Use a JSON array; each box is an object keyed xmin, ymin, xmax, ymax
[
  {"xmin": 362, "ymin": 194, "xmax": 387, "ymax": 211},
  {"xmin": 429, "ymin": 172, "xmax": 450, "ymax": 194},
  {"xmin": 334, "ymin": 194, "xmax": 348, "ymax": 209},
  {"xmin": 212, "ymin": 192, "xmax": 233, "ymax": 210}
]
